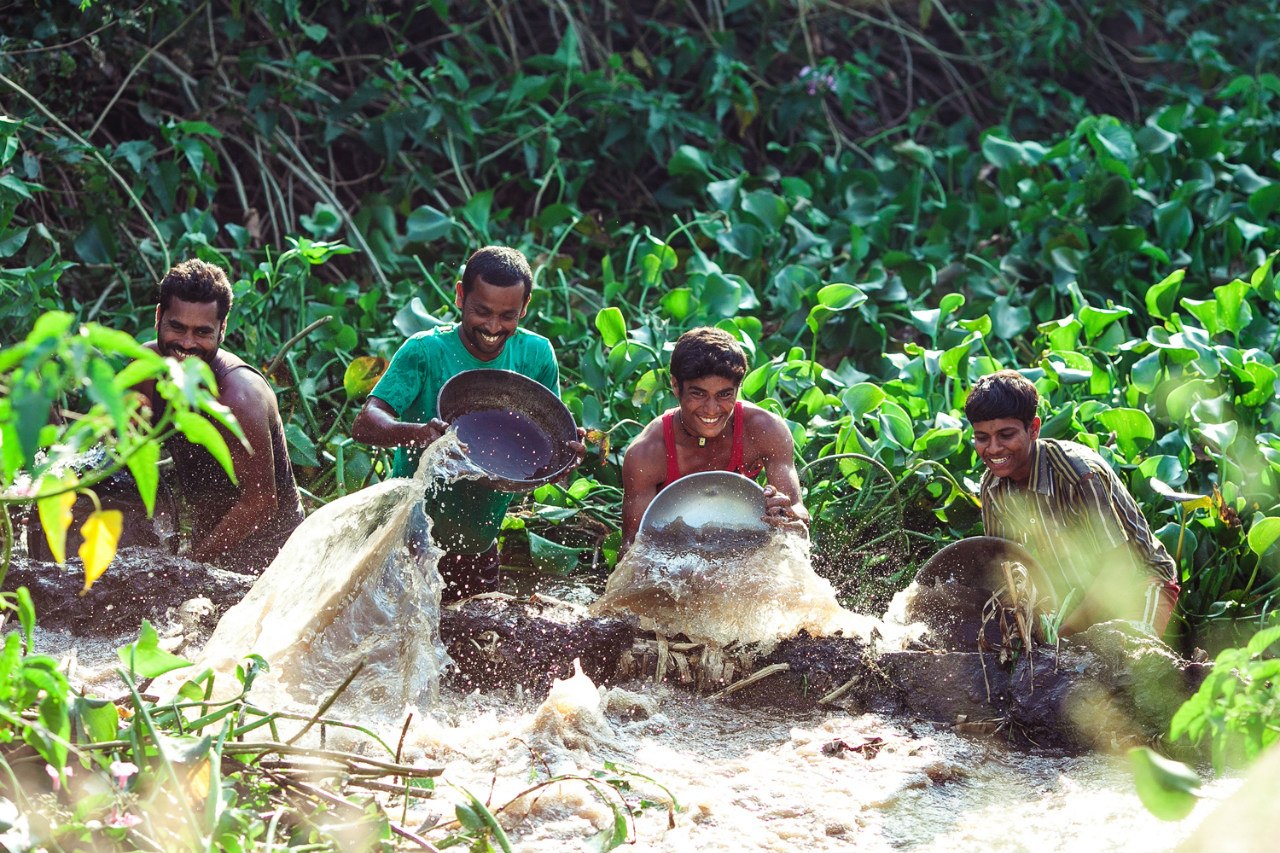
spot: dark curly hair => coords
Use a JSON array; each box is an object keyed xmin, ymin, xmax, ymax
[
  {"xmin": 460, "ymin": 246, "xmax": 533, "ymax": 301},
  {"xmin": 670, "ymin": 327, "xmax": 748, "ymax": 389},
  {"xmin": 158, "ymin": 259, "xmax": 233, "ymax": 322},
  {"xmin": 964, "ymin": 369, "xmax": 1039, "ymax": 425}
]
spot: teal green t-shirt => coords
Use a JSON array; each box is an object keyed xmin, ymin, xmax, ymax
[{"xmin": 370, "ymin": 324, "xmax": 560, "ymax": 553}]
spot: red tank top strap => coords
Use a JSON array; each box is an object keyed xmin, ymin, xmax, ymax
[
  {"xmin": 662, "ymin": 411, "xmax": 681, "ymax": 486},
  {"xmin": 729, "ymin": 401, "xmax": 746, "ymax": 472},
  {"xmin": 731, "ymin": 401, "xmax": 764, "ymax": 479}
]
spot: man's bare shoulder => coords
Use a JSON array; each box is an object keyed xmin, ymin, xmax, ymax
[
  {"xmin": 741, "ymin": 401, "xmax": 793, "ymax": 444},
  {"xmin": 622, "ymin": 415, "xmax": 668, "ymax": 473}
]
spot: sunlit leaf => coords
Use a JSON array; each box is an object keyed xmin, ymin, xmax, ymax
[
  {"xmin": 1128, "ymin": 747, "xmax": 1201, "ymax": 821},
  {"xmin": 125, "ymin": 439, "xmax": 160, "ymax": 516},
  {"xmin": 79, "ymin": 509, "xmax": 123, "ymax": 591},
  {"xmin": 528, "ymin": 531, "xmax": 583, "ymax": 575},
  {"xmin": 1246, "ymin": 517, "xmax": 1280, "ymax": 558},
  {"xmin": 36, "ymin": 474, "xmax": 78, "ymax": 564},
  {"xmin": 343, "ymin": 355, "xmax": 388, "ymax": 400},
  {"xmin": 174, "ymin": 412, "xmax": 236, "ymax": 483},
  {"xmin": 117, "ymin": 619, "xmax": 193, "ymax": 678},
  {"xmin": 595, "ymin": 306, "xmax": 627, "ymax": 347}
]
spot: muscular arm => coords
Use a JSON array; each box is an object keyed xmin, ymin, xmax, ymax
[
  {"xmin": 752, "ymin": 412, "xmax": 810, "ymax": 533},
  {"xmin": 619, "ymin": 426, "xmax": 666, "ymax": 552},
  {"xmin": 190, "ymin": 373, "xmax": 282, "ymax": 563},
  {"xmin": 351, "ymin": 396, "xmax": 446, "ymax": 450}
]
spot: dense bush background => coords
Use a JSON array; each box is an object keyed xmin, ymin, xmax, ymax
[{"xmin": 3, "ymin": 0, "xmax": 1279, "ymax": 647}]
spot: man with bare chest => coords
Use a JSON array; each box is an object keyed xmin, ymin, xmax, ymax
[{"xmin": 619, "ymin": 327, "xmax": 808, "ymax": 551}]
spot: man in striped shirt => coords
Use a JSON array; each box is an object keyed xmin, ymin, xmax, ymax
[{"xmin": 965, "ymin": 370, "xmax": 1180, "ymax": 635}]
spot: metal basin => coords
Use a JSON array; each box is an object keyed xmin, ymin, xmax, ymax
[
  {"xmin": 437, "ymin": 369, "xmax": 578, "ymax": 493},
  {"xmin": 639, "ymin": 470, "xmax": 768, "ymax": 536}
]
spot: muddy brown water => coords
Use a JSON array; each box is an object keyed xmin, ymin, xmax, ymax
[{"xmin": 17, "ymin": 430, "xmax": 1241, "ymax": 850}]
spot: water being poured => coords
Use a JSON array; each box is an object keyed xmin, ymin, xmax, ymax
[
  {"xmin": 591, "ymin": 524, "xmax": 921, "ymax": 649},
  {"xmin": 156, "ymin": 432, "xmax": 485, "ymax": 717}
]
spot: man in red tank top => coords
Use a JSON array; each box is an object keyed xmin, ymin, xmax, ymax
[{"xmin": 619, "ymin": 327, "xmax": 809, "ymax": 551}]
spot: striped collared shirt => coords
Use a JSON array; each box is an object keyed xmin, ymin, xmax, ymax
[{"xmin": 979, "ymin": 438, "xmax": 1176, "ymax": 607}]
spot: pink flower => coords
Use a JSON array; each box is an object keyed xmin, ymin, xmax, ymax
[
  {"xmin": 45, "ymin": 763, "xmax": 72, "ymax": 791},
  {"xmin": 109, "ymin": 761, "xmax": 138, "ymax": 788},
  {"xmin": 107, "ymin": 810, "xmax": 142, "ymax": 829}
]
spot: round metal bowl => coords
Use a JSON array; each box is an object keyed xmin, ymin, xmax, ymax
[
  {"xmin": 437, "ymin": 369, "xmax": 578, "ymax": 493},
  {"xmin": 639, "ymin": 470, "xmax": 768, "ymax": 536}
]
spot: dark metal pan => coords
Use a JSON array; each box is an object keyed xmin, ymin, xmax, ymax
[{"xmin": 437, "ymin": 368, "xmax": 578, "ymax": 493}]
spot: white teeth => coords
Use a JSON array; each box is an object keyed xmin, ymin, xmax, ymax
[{"xmin": 990, "ymin": 457, "xmax": 1009, "ymax": 465}]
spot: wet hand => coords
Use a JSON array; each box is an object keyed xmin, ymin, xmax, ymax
[
  {"xmin": 761, "ymin": 485, "xmax": 808, "ymax": 535},
  {"xmin": 420, "ymin": 418, "xmax": 448, "ymax": 446}
]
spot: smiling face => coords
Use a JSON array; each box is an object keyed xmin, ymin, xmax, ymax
[
  {"xmin": 455, "ymin": 276, "xmax": 529, "ymax": 361},
  {"xmin": 155, "ymin": 298, "xmax": 225, "ymax": 364},
  {"xmin": 972, "ymin": 416, "xmax": 1041, "ymax": 485},
  {"xmin": 673, "ymin": 374, "xmax": 740, "ymax": 440}
]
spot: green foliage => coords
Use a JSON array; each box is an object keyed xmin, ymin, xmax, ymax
[{"xmin": 1169, "ymin": 622, "xmax": 1280, "ymax": 772}]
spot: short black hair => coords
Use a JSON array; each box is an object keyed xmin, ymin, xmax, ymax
[
  {"xmin": 964, "ymin": 369, "xmax": 1039, "ymax": 425},
  {"xmin": 158, "ymin": 259, "xmax": 233, "ymax": 322},
  {"xmin": 670, "ymin": 327, "xmax": 748, "ymax": 388},
  {"xmin": 460, "ymin": 246, "xmax": 533, "ymax": 301}
]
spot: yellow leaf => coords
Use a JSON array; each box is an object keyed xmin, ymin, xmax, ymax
[
  {"xmin": 36, "ymin": 474, "xmax": 79, "ymax": 564},
  {"xmin": 1179, "ymin": 495, "xmax": 1212, "ymax": 512},
  {"xmin": 186, "ymin": 759, "xmax": 211, "ymax": 802},
  {"xmin": 79, "ymin": 510, "xmax": 123, "ymax": 592}
]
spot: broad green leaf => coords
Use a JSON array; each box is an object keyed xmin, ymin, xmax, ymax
[
  {"xmin": 284, "ymin": 423, "xmax": 319, "ymax": 467},
  {"xmin": 595, "ymin": 306, "xmax": 627, "ymax": 347},
  {"xmin": 841, "ymin": 383, "xmax": 885, "ymax": 420},
  {"xmin": 1246, "ymin": 517, "xmax": 1280, "ymax": 558},
  {"xmin": 1093, "ymin": 408, "xmax": 1154, "ymax": 458},
  {"xmin": 36, "ymin": 474, "xmax": 78, "ymax": 565},
  {"xmin": 173, "ymin": 412, "xmax": 236, "ymax": 483},
  {"xmin": 1197, "ymin": 420, "xmax": 1238, "ymax": 452},
  {"xmin": 1145, "ymin": 269, "xmax": 1185, "ymax": 321},
  {"xmin": 79, "ymin": 509, "xmax": 123, "ymax": 591},
  {"xmin": 1154, "ymin": 201, "xmax": 1193, "ymax": 250},
  {"xmin": 660, "ymin": 288, "xmax": 695, "ymax": 320},
  {"xmin": 405, "ymin": 205, "xmax": 453, "ymax": 242},
  {"xmin": 527, "ymin": 531, "xmax": 583, "ymax": 575},
  {"xmin": 73, "ymin": 696, "xmax": 120, "ymax": 744},
  {"xmin": 981, "ymin": 134, "xmax": 1027, "ymax": 168},
  {"xmin": 1128, "ymin": 747, "xmax": 1201, "ymax": 822},
  {"xmin": 1078, "ymin": 305, "xmax": 1132, "ymax": 342},
  {"xmin": 878, "ymin": 400, "xmax": 914, "ymax": 448},
  {"xmin": 125, "ymin": 439, "xmax": 160, "ymax": 516},
  {"xmin": 27, "ymin": 311, "xmax": 75, "ymax": 345},
  {"xmin": 816, "ymin": 283, "xmax": 867, "ymax": 311},
  {"xmin": 741, "ymin": 189, "xmax": 788, "ymax": 230},
  {"xmin": 668, "ymin": 145, "xmax": 712, "ymax": 177},
  {"xmin": 343, "ymin": 356, "xmax": 388, "ymax": 400},
  {"xmin": 117, "ymin": 619, "xmax": 193, "ymax": 678}
]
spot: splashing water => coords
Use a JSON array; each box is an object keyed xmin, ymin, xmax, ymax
[
  {"xmin": 591, "ymin": 524, "xmax": 922, "ymax": 649},
  {"xmin": 157, "ymin": 432, "xmax": 485, "ymax": 717}
]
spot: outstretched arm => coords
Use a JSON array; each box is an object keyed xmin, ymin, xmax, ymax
[
  {"xmin": 351, "ymin": 396, "xmax": 447, "ymax": 450},
  {"xmin": 756, "ymin": 415, "xmax": 810, "ymax": 534}
]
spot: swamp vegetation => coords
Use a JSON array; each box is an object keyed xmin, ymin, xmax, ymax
[{"xmin": 1, "ymin": 0, "xmax": 1279, "ymax": 849}]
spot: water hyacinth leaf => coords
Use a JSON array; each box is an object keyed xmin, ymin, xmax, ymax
[
  {"xmin": 405, "ymin": 204, "xmax": 453, "ymax": 242},
  {"xmin": 1078, "ymin": 305, "xmax": 1132, "ymax": 342},
  {"xmin": 1094, "ymin": 408, "xmax": 1154, "ymax": 458},
  {"xmin": 1248, "ymin": 184, "xmax": 1280, "ymax": 220},
  {"xmin": 461, "ymin": 190, "xmax": 493, "ymax": 238},
  {"xmin": 1212, "ymin": 279, "xmax": 1250, "ymax": 335},
  {"xmin": 1156, "ymin": 256, "xmax": 1214, "ymax": 310},
  {"xmin": 1129, "ymin": 747, "xmax": 1201, "ymax": 821},
  {"xmin": 1154, "ymin": 201, "xmax": 1193, "ymax": 250},
  {"xmin": 659, "ymin": 287, "xmax": 695, "ymax": 320},
  {"xmin": 594, "ymin": 306, "xmax": 627, "ymax": 347},
  {"xmin": 1197, "ymin": 421, "xmax": 1238, "ymax": 453},
  {"xmin": 668, "ymin": 145, "xmax": 713, "ymax": 178},
  {"xmin": 527, "ymin": 531, "xmax": 583, "ymax": 575},
  {"xmin": 981, "ymin": 134, "xmax": 1029, "ymax": 168},
  {"xmin": 36, "ymin": 474, "xmax": 78, "ymax": 565},
  {"xmin": 706, "ymin": 176, "xmax": 741, "ymax": 210},
  {"xmin": 79, "ymin": 509, "xmax": 123, "ymax": 591},
  {"xmin": 741, "ymin": 189, "xmax": 788, "ymax": 230},
  {"xmin": 173, "ymin": 412, "xmax": 236, "ymax": 482},
  {"xmin": 343, "ymin": 355, "xmax": 388, "ymax": 400},
  {"xmin": 73, "ymin": 696, "xmax": 119, "ymax": 745},
  {"xmin": 1246, "ymin": 517, "xmax": 1280, "ymax": 558},
  {"xmin": 284, "ymin": 423, "xmax": 319, "ymax": 467},
  {"xmin": 125, "ymin": 439, "xmax": 160, "ymax": 516},
  {"xmin": 913, "ymin": 427, "xmax": 963, "ymax": 460},
  {"xmin": 878, "ymin": 400, "xmax": 914, "ymax": 448},
  {"xmin": 117, "ymin": 619, "xmax": 193, "ymax": 678},
  {"xmin": 715, "ymin": 223, "xmax": 763, "ymax": 259}
]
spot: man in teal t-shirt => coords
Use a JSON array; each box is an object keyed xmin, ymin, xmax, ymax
[{"xmin": 352, "ymin": 246, "xmax": 580, "ymax": 600}]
